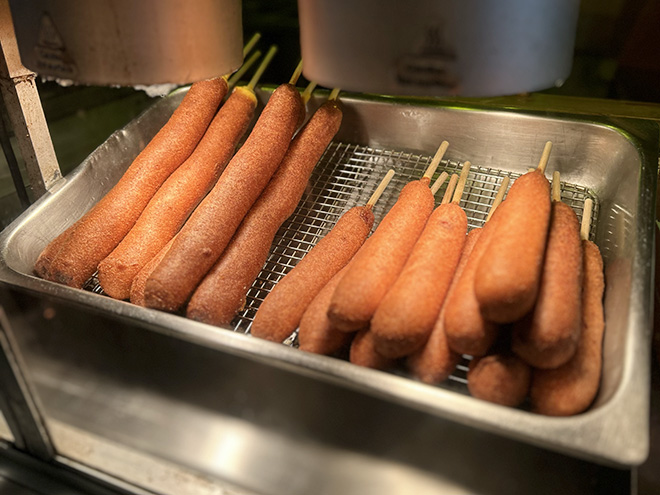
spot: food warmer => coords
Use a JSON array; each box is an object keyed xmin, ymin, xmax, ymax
[{"xmin": 0, "ymin": 83, "xmax": 657, "ymax": 494}]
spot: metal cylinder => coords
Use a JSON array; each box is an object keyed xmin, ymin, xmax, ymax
[
  {"xmin": 8, "ymin": 0, "xmax": 243, "ymax": 86},
  {"xmin": 298, "ymin": 0, "xmax": 580, "ymax": 97}
]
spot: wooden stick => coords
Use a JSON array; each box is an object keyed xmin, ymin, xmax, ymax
[
  {"xmin": 430, "ymin": 171, "xmax": 449, "ymax": 196},
  {"xmin": 552, "ymin": 171, "xmax": 561, "ymax": 202},
  {"xmin": 243, "ymin": 32, "xmax": 262, "ymax": 57},
  {"xmin": 451, "ymin": 161, "xmax": 471, "ymax": 204},
  {"xmin": 442, "ymin": 174, "xmax": 459, "ymax": 204},
  {"xmin": 486, "ymin": 176, "xmax": 510, "ymax": 222},
  {"xmin": 227, "ymin": 49, "xmax": 261, "ymax": 89},
  {"xmin": 537, "ymin": 141, "xmax": 552, "ymax": 174},
  {"xmin": 423, "ymin": 141, "xmax": 450, "ymax": 180},
  {"xmin": 366, "ymin": 169, "xmax": 395, "ymax": 209},
  {"xmin": 289, "ymin": 59, "xmax": 304, "ymax": 85},
  {"xmin": 328, "ymin": 88, "xmax": 341, "ymax": 101},
  {"xmin": 301, "ymin": 81, "xmax": 318, "ymax": 105},
  {"xmin": 247, "ymin": 45, "xmax": 277, "ymax": 91},
  {"xmin": 581, "ymin": 198, "xmax": 593, "ymax": 241}
]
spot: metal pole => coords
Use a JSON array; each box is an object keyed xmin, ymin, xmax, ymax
[{"xmin": 0, "ymin": 0, "xmax": 62, "ymax": 199}]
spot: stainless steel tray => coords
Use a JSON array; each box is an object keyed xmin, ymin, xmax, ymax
[{"xmin": 0, "ymin": 86, "xmax": 656, "ymax": 478}]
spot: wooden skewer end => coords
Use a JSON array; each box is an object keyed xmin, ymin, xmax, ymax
[{"xmin": 366, "ymin": 169, "xmax": 395, "ymax": 208}]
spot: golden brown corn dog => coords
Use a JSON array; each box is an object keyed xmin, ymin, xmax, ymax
[
  {"xmin": 467, "ymin": 353, "xmax": 532, "ymax": 407},
  {"xmin": 350, "ymin": 328, "xmax": 396, "ymax": 370},
  {"xmin": 474, "ymin": 169, "xmax": 551, "ymax": 323},
  {"xmin": 530, "ymin": 239, "xmax": 605, "ymax": 415},
  {"xmin": 98, "ymin": 86, "xmax": 257, "ymax": 300},
  {"xmin": 250, "ymin": 205, "xmax": 375, "ymax": 342},
  {"xmin": 186, "ymin": 99, "xmax": 343, "ymax": 325},
  {"xmin": 298, "ymin": 264, "xmax": 353, "ymax": 355},
  {"xmin": 371, "ymin": 202, "xmax": 467, "ymax": 358},
  {"xmin": 407, "ymin": 228, "xmax": 481, "ymax": 384},
  {"xmin": 328, "ymin": 180, "xmax": 435, "ymax": 332},
  {"xmin": 144, "ymin": 83, "xmax": 305, "ymax": 312},
  {"xmin": 444, "ymin": 219, "xmax": 500, "ymax": 356},
  {"xmin": 512, "ymin": 200, "xmax": 583, "ymax": 369},
  {"xmin": 38, "ymin": 78, "xmax": 228, "ymax": 288}
]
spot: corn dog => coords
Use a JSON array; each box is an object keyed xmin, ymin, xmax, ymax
[
  {"xmin": 144, "ymin": 82, "xmax": 305, "ymax": 312},
  {"xmin": 530, "ymin": 200, "xmax": 605, "ymax": 415},
  {"xmin": 187, "ymin": 94, "xmax": 343, "ymax": 326},
  {"xmin": 98, "ymin": 86, "xmax": 257, "ymax": 299},
  {"xmin": 467, "ymin": 352, "xmax": 532, "ymax": 407},
  {"xmin": 327, "ymin": 144, "xmax": 449, "ymax": 332},
  {"xmin": 474, "ymin": 143, "xmax": 553, "ymax": 323},
  {"xmin": 350, "ymin": 328, "xmax": 396, "ymax": 370},
  {"xmin": 251, "ymin": 205, "xmax": 375, "ymax": 342},
  {"xmin": 37, "ymin": 77, "xmax": 228, "ymax": 288},
  {"xmin": 409, "ymin": 178, "xmax": 510, "ymax": 382},
  {"xmin": 298, "ymin": 263, "xmax": 354, "ymax": 355},
  {"xmin": 443, "ymin": 176, "xmax": 512, "ymax": 356},
  {"xmin": 407, "ymin": 228, "xmax": 480, "ymax": 384},
  {"xmin": 512, "ymin": 172, "xmax": 583, "ymax": 369},
  {"xmin": 371, "ymin": 164, "xmax": 470, "ymax": 358}
]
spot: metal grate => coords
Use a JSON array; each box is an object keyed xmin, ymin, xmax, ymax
[
  {"xmin": 84, "ymin": 141, "xmax": 600, "ymax": 393},
  {"xmin": 229, "ymin": 141, "xmax": 599, "ymax": 395}
]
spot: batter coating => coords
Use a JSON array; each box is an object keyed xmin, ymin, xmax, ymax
[
  {"xmin": 98, "ymin": 86, "xmax": 257, "ymax": 300},
  {"xmin": 530, "ymin": 239, "xmax": 605, "ymax": 415},
  {"xmin": 38, "ymin": 77, "xmax": 228, "ymax": 288},
  {"xmin": 444, "ymin": 218, "xmax": 500, "ymax": 356},
  {"xmin": 144, "ymin": 83, "xmax": 304, "ymax": 312},
  {"xmin": 474, "ymin": 170, "xmax": 551, "ymax": 323},
  {"xmin": 187, "ymin": 99, "xmax": 343, "ymax": 325},
  {"xmin": 298, "ymin": 264, "xmax": 353, "ymax": 355},
  {"xmin": 250, "ymin": 205, "xmax": 374, "ymax": 342},
  {"xmin": 407, "ymin": 228, "xmax": 480, "ymax": 384},
  {"xmin": 468, "ymin": 353, "xmax": 532, "ymax": 407},
  {"xmin": 372, "ymin": 202, "xmax": 467, "ymax": 358},
  {"xmin": 350, "ymin": 329, "xmax": 396, "ymax": 370},
  {"xmin": 328, "ymin": 179, "xmax": 435, "ymax": 332},
  {"xmin": 513, "ymin": 201, "xmax": 583, "ymax": 369}
]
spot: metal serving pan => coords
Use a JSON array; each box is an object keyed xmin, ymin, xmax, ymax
[{"xmin": 0, "ymin": 87, "xmax": 656, "ymax": 488}]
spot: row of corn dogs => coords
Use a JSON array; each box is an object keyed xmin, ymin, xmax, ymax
[
  {"xmin": 251, "ymin": 141, "xmax": 605, "ymax": 417},
  {"xmin": 34, "ymin": 40, "xmax": 345, "ymax": 325}
]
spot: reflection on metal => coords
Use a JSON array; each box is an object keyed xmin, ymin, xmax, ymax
[
  {"xmin": 0, "ymin": 0, "xmax": 62, "ymax": 199},
  {"xmin": 0, "ymin": 304, "xmax": 54, "ymax": 460}
]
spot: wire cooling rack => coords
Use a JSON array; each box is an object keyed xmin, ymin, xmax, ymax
[{"xmin": 230, "ymin": 141, "xmax": 599, "ymax": 367}]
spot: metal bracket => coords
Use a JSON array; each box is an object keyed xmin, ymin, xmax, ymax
[{"xmin": 0, "ymin": 0, "xmax": 62, "ymax": 199}]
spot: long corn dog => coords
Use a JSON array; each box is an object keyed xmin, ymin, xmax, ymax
[
  {"xmin": 408, "ymin": 178, "xmax": 509, "ymax": 383},
  {"xmin": 372, "ymin": 163, "xmax": 470, "ymax": 358},
  {"xmin": 187, "ymin": 91, "xmax": 342, "ymax": 326},
  {"xmin": 474, "ymin": 142, "xmax": 553, "ymax": 323},
  {"xmin": 144, "ymin": 81, "xmax": 305, "ymax": 312},
  {"xmin": 35, "ymin": 78, "xmax": 228, "ymax": 287},
  {"xmin": 444, "ymin": 215, "xmax": 501, "ymax": 356},
  {"xmin": 512, "ymin": 172, "xmax": 583, "ymax": 369},
  {"xmin": 530, "ymin": 199, "xmax": 605, "ymax": 415},
  {"xmin": 327, "ymin": 143, "xmax": 449, "ymax": 332},
  {"xmin": 98, "ymin": 86, "xmax": 258, "ymax": 299}
]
